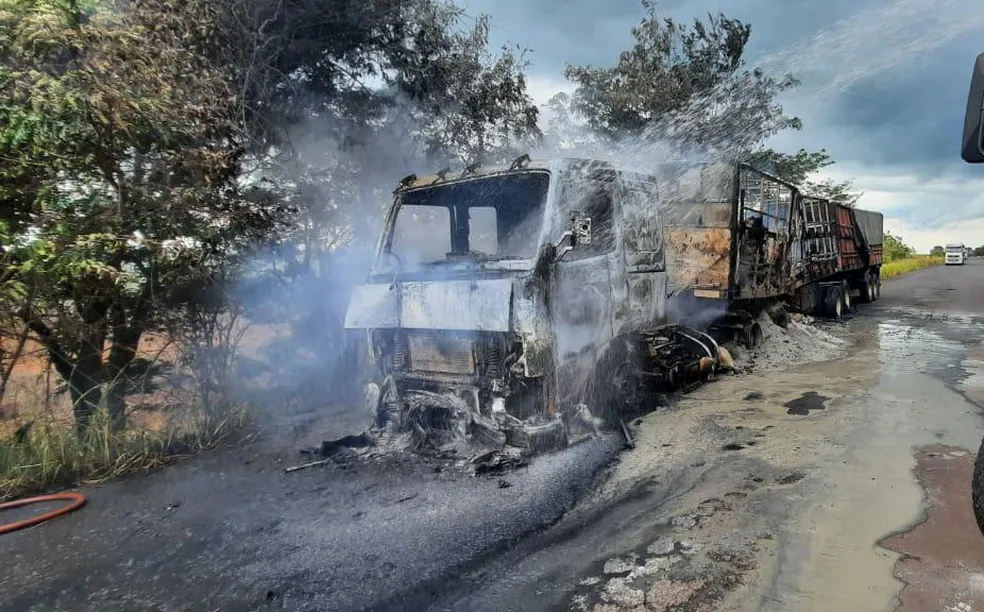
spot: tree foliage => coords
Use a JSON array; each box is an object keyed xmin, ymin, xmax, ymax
[
  {"xmin": 548, "ymin": 2, "xmax": 862, "ymax": 204},
  {"xmin": 559, "ymin": 3, "xmax": 800, "ymax": 151},
  {"xmin": 0, "ymin": 0, "xmax": 543, "ymax": 433},
  {"xmin": 0, "ymin": 0, "xmax": 280, "ymax": 432},
  {"xmin": 883, "ymin": 233, "xmax": 915, "ymax": 262}
]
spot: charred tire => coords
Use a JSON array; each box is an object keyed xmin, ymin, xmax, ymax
[
  {"xmin": 741, "ymin": 321, "xmax": 762, "ymax": 350},
  {"xmin": 588, "ymin": 343, "xmax": 646, "ymax": 428},
  {"xmin": 751, "ymin": 322, "xmax": 763, "ymax": 347},
  {"xmin": 742, "ymin": 321, "xmax": 763, "ymax": 349},
  {"xmin": 769, "ymin": 305, "xmax": 791, "ymax": 329},
  {"xmin": 973, "ymin": 436, "xmax": 984, "ymax": 537}
]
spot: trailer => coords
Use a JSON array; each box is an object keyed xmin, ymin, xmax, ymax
[
  {"xmin": 656, "ymin": 161, "xmax": 882, "ymax": 345},
  {"xmin": 787, "ymin": 197, "xmax": 883, "ymax": 317}
]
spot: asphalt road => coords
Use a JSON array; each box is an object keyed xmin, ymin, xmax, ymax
[{"xmin": 4, "ymin": 260, "xmax": 984, "ymax": 612}]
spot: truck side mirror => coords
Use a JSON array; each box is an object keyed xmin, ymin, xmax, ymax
[{"xmin": 962, "ymin": 52, "xmax": 984, "ymax": 163}]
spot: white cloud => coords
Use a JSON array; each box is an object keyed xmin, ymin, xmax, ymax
[
  {"xmin": 814, "ymin": 165, "xmax": 984, "ymax": 252},
  {"xmin": 887, "ymin": 217, "xmax": 984, "ymax": 253},
  {"xmin": 525, "ymin": 75, "xmax": 572, "ymax": 106}
]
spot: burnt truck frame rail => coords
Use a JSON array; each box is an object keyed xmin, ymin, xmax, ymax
[
  {"xmin": 344, "ymin": 157, "xmax": 722, "ymax": 455},
  {"xmin": 658, "ymin": 161, "xmax": 883, "ymax": 347}
]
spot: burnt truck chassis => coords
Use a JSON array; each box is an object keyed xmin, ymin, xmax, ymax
[
  {"xmin": 346, "ymin": 157, "xmax": 736, "ymax": 459},
  {"xmin": 365, "ymin": 324, "xmax": 721, "ymax": 455}
]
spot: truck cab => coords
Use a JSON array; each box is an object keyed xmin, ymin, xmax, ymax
[
  {"xmin": 945, "ymin": 242, "xmax": 966, "ymax": 265},
  {"xmin": 343, "ymin": 157, "xmax": 718, "ymax": 452}
]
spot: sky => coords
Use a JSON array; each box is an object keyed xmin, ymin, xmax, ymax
[{"xmin": 459, "ymin": 0, "xmax": 984, "ymax": 253}]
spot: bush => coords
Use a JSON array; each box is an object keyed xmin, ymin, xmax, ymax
[
  {"xmin": 0, "ymin": 401, "xmax": 247, "ymax": 500},
  {"xmin": 881, "ymin": 255, "xmax": 943, "ymax": 279}
]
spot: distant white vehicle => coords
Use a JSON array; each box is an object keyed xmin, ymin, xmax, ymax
[{"xmin": 945, "ymin": 242, "xmax": 966, "ymax": 265}]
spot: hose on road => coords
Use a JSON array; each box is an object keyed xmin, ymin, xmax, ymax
[{"xmin": 0, "ymin": 492, "xmax": 86, "ymax": 535}]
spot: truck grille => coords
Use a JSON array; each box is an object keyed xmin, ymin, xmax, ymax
[{"xmin": 407, "ymin": 331, "xmax": 475, "ymax": 374}]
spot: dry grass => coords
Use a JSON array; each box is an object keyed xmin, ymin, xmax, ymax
[
  {"xmin": 0, "ymin": 402, "xmax": 248, "ymax": 500},
  {"xmin": 0, "ymin": 331, "xmax": 255, "ymax": 501},
  {"xmin": 881, "ymin": 255, "xmax": 944, "ymax": 279}
]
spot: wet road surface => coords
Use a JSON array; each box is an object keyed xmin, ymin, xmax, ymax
[{"xmin": 4, "ymin": 260, "xmax": 984, "ymax": 612}]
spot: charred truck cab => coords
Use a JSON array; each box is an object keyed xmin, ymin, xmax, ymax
[{"xmin": 344, "ymin": 157, "xmax": 720, "ymax": 453}]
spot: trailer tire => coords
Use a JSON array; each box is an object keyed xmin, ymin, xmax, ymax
[
  {"xmin": 772, "ymin": 309, "xmax": 790, "ymax": 329},
  {"xmin": 823, "ymin": 286, "xmax": 843, "ymax": 319},
  {"xmin": 858, "ymin": 272, "xmax": 874, "ymax": 304},
  {"xmin": 742, "ymin": 322, "xmax": 763, "ymax": 349},
  {"xmin": 840, "ymin": 280, "xmax": 853, "ymax": 312},
  {"xmin": 873, "ymin": 275, "xmax": 881, "ymax": 300}
]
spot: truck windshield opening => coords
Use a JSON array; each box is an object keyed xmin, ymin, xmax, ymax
[{"xmin": 385, "ymin": 172, "xmax": 550, "ymax": 269}]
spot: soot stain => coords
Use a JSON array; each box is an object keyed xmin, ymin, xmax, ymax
[{"xmin": 784, "ymin": 391, "xmax": 829, "ymax": 416}]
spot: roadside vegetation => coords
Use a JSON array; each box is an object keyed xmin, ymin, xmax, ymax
[
  {"xmin": 880, "ymin": 233, "xmax": 943, "ymax": 279},
  {"xmin": 0, "ymin": 0, "xmax": 863, "ymax": 498}
]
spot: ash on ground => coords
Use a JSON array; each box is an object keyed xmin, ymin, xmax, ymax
[
  {"xmin": 295, "ymin": 426, "xmax": 537, "ymax": 478},
  {"xmin": 735, "ymin": 311, "xmax": 848, "ymax": 373}
]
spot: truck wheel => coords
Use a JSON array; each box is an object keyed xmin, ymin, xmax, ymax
[
  {"xmin": 872, "ymin": 275, "xmax": 881, "ymax": 300},
  {"xmin": 858, "ymin": 272, "xmax": 874, "ymax": 304},
  {"xmin": 742, "ymin": 321, "xmax": 763, "ymax": 349},
  {"xmin": 823, "ymin": 285, "xmax": 843, "ymax": 319},
  {"xmin": 840, "ymin": 280, "xmax": 853, "ymax": 312},
  {"xmin": 973, "ymin": 436, "xmax": 984, "ymax": 536}
]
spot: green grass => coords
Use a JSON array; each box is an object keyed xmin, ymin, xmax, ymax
[
  {"xmin": 881, "ymin": 254, "xmax": 944, "ymax": 279},
  {"xmin": 0, "ymin": 402, "xmax": 249, "ymax": 501}
]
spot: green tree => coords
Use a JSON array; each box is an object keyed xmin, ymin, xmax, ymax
[
  {"xmin": 560, "ymin": 3, "xmax": 800, "ymax": 151},
  {"xmin": 883, "ymin": 233, "xmax": 914, "ymax": 262},
  {"xmin": 974, "ymin": 246, "xmax": 984, "ymax": 257},
  {"xmin": 931, "ymin": 245, "xmax": 945, "ymax": 257},
  {"xmin": 188, "ymin": 0, "xmax": 545, "ymax": 404},
  {"xmin": 550, "ymin": 3, "xmax": 863, "ymax": 203},
  {"xmin": 0, "ymin": 0, "xmax": 282, "ymax": 433}
]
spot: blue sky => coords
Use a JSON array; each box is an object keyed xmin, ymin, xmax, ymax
[{"xmin": 460, "ymin": 0, "xmax": 984, "ymax": 252}]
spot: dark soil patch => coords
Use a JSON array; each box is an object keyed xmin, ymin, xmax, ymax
[{"xmin": 784, "ymin": 391, "xmax": 829, "ymax": 415}]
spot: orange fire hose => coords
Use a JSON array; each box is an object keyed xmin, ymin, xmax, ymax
[{"xmin": 0, "ymin": 492, "xmax": 86, "ymax": 535}]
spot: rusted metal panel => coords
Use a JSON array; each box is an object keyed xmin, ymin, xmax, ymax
[
  {"xmin": 835, "ymin": 204, "xmax": 863, "ymax": 272},
  {"xmin": 407, "ymin": 331, "xmax": 475, "ymax": 374},
  {"xmin": 869, "ymin": 244, "xmax": 884, "ymax": 265},
  {"xmin": 664, "ymin": 227, "xmax": 732, "ymax": 292}
]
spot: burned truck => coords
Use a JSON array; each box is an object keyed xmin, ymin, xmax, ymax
[
  {"xmin": 344, "ymin": 157, "xmax": 721, "ymax": 453},
  {"xmin": 656, "ymin": 161, "xmax": 884, "ymax": 346}
]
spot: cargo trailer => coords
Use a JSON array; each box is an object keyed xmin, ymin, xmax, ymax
[{"xmin": 657, "ymin": 161, "xmax": 883, "ymax": 346}]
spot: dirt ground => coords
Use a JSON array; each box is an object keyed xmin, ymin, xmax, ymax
[{"xmin": 3, "ymin": 261, "xmax": 984, "ymax": 612}]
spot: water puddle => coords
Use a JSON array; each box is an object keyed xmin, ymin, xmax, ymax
[{"xmin": 877, "ymin": 320, "xmax": 962, "ymax": 373}]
